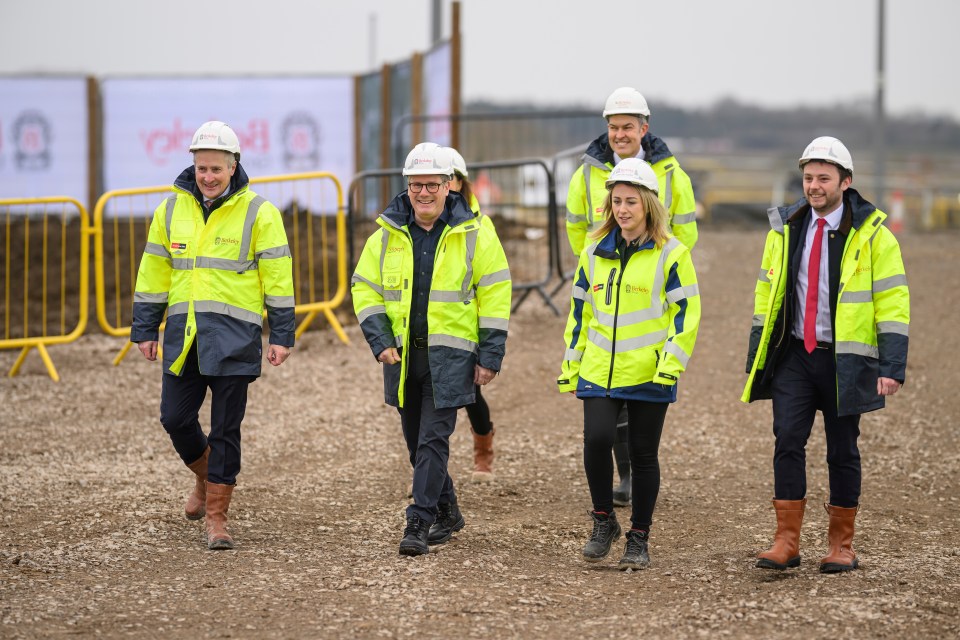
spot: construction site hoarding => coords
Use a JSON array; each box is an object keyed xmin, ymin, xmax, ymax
[
  {"xmin": 0, "ymin": 77, "xmax": 89, "ymax": 205},
  {"xmin": 100, "ymin": 76, "xmax": 354, "ymax": 212}
]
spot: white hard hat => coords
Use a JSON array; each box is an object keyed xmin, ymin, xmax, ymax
[
  {"xmin": 799, "ymin": 136, "xmax": 854, "ymax": 173},
  {"xmin": 605, "ymin": 157, "xmax": 659, "ymax": 194},
  {"xmin": 402, "ymin": 142, "xmax": 453, "ymax": 177},
  {"xmin": 446, "ymin": 147, "xmax": 468, "ymax": 177},
  {"xmin": 602, "ymin": 87, "xmax": 651, "ymax": 118},
  {"xmin": 189, "ymin": 121, "xmax": 241, "ymax": 159}
]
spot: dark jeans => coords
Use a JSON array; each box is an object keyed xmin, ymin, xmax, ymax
[
  {"xmin": 771, "ymin": 339, "xmax": 862, "ymax": 507},
  {"xmin": 464, "ymin": 385, "xmax": 492, "ymax": 435},
  {"xmin": 159, "ymin": 343, "xmax": 251, "ymax": 485},
  {"xmin": 398, "ymin": 346, "xmax": 458, "ymax": 524},
  {"xmin": 583, "ymin": 397, "xmax": 668, "ymax": 530}
]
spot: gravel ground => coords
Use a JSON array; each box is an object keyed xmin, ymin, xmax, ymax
[{"xmin": 1, "ymin": 228, "xmax": 958, "ymax": 639}]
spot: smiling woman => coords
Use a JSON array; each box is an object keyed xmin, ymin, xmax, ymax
[{"xmin": 558, "ymin": 156, "xmax": 701, "ymax": 570}]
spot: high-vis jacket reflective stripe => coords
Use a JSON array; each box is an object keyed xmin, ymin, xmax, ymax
[
  {"xmin": 558, "ymin": 231, "xmax": 700, "ymax": 402},
  {"xmin": 566, "ymin": 132, "xmax": 698, "ymax": 256},
  {"xmin": 352, "ymin": 191, "xmax": 511, "ymax": 409},
  {"xmin": 742, "ymin": 188, "xmax": 909, "ymax": 416},
  {"xmin": 131, "ymin": 171, "xmax": 295, "ymax": 377}
]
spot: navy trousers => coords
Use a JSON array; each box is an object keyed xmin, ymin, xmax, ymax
[
  {"xmin": 159, "ymin": 343, "xmax": 251, "ymax": 485},
  {"xmin": 771, "ymin": 339, "xmax": 862, "ymax": 507},
  {"xmin": 398, "ymin": 345, "xmax": 458, "ymax": 524}
]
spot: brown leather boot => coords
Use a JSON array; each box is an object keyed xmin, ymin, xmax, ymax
[
  {"xmin": 471, "ymin": 427, "xmax": 495, "ymax": 482},
  {"xmin": 205, "ymin": 482, "xmax": 235, "ymax": 550},
  {"xmin": 820, "ymin": 503, "xmax": 859, "ymax": 573},
  {"xmin": 184, "ymin": 447, "xmax": 210, "ymax": 520},
  {"xmin": 756, "ymin": 498, "xmax": 806, "ymax": 570}
]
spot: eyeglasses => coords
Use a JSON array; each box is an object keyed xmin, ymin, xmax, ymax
[{"xmin": 408, "ymin": 181, "xmax": 446, "ymax": 194}]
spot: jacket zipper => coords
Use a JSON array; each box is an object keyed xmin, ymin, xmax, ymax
[{"xmin": 605, "ymin": 266, "xmax": 623, "ymax": 394}]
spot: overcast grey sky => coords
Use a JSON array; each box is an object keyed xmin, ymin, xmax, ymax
[{"xmin": 2, "ymin": 0, "xmax": 957, "ymax": 120}]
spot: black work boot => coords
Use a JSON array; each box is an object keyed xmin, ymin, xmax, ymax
[
  {"xmin": 399, "ymin": 514, "xmax": 430, "ymax": 556},
  {"xmin": 427, "ymin": 503, "xmax": 465, "ymax": 545},
  {"xmin": 618, "ymin": 529, "xmax": 650, "ymax": 570},
  {"xmin": 612, "ymin": 417, "xmax": 632, "ymax": 507},
  {"xmin": 582, "ymin": 511, "xmax": 621, "ymax": 562}
]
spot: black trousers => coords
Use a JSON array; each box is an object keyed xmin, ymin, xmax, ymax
[
  {"xmin": 771, "ymin": 339, "xmax": 862, "ymax": 507},
  {"xmin": 159, "ymin": 343, "xmax": 251, "ymax": 485},
  {"xmin": 583, "ymin": 397, "xmax": 668, "ymax": 530},
  {"xmin": 464, "ymin": 385, "xmax": 492, "ymax": 435},
  {"xmin": 398, "ymin": 346, "xmax": 458, "ymax": 524}
]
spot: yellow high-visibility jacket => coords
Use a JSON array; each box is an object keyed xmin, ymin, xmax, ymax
[
  {"xmin": 742, "ymin": 188, "xmax": 909, "ymax": 416},
  {"xmin": 352, "ymin": 191, "xmax": 511, "ymax": 409},
  {"xmin": 558, "ymin": 229, "xmax": 700, "ymax": 401},
  {"xmin": 566, "ymin": 132, "xmax": 698, "ymax": 256},
  {"xmin": 131, "ymin": 164, "xmax": 295, "ymax": 377}
]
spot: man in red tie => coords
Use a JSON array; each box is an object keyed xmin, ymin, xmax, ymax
[{"xmin": 742, "ymin": 136, "xmax": 910, "ymax": 573}]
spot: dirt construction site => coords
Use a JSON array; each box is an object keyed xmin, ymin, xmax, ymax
[{"xmin": 1, "ymin": 227, "xmax": 958, "ymax": 639}]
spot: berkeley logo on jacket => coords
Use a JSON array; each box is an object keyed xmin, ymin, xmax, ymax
[
  {"xmin": 131, "ymin": 163, "xmax": 296, "ymax": 377},
  {"xmin": 558, "ymin": 229, "xmax": 700, "ymax": 401},
  {"xmin": 352, "ymin": 191, "xmax": 511, "ymax": 409},
  {"xmin": 741, "ymin": 188, "xmax": 909, "ymax": 416},
  {"xmin": 566, "ymin": 132, "xmax": 698, "ymax": 255}
]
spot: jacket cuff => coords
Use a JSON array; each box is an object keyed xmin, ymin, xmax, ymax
[{"xmin": 652, "ymin": 371, "xmax": 678, "ymax": 386}]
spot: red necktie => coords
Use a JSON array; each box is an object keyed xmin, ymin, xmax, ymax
[{"xmin": 803, "ymin": 218, "xmax": 827, "ymax": 353}]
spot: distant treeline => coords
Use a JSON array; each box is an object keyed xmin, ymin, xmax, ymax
[{"xmin": 467, "ymin": 98, "xmax": 960, "ymax": 155}]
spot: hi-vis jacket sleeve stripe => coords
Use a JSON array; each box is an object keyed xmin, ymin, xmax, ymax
[
  {"xmin": 655, "ymin": 247, "xmax": 700, "ymax": 385},
  {"xmin": 254, "ymin": 201, "xmax": 296, "ymax": 348},
  {"xmin": 558, "ymin": 257, "xmax": 593, "ymax": 392},
  {"xmin": 474, "ymin": 225, "xmax": 511, "ymax": 372},
  {"xmin": 131, "ymin": 198, "xmax": 174, "ymax": 343},
  {"xmin": 352, "ymin": 232, "xmax": 396, "ymax": 359}
]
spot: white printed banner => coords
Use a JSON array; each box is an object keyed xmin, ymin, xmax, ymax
[
  {"xmin": 101, "ymin": 76, "xmax": 354, "ymax": 214},
  {"xmin": 0, "ymin": 77, "xmax": 89, "ymax": 206}
]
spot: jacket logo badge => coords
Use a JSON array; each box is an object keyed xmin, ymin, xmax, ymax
[
  {"xmin": 768, "ymin": 267, "xmax": 775, "ymax": 278},
  {"xmin": 171, "ymin": 242, "xmax": 187, "ymax": 254},
  {"xmin": 593, "ymin": 284, "xmax": 604, "ymax": 292},
  {"xmin": 215, "ymin": 237, "xmax": 240, "ymax": 246},
  {"xmin": 624, "ymin": 284, "xmax": 650, "ymax": 294}
]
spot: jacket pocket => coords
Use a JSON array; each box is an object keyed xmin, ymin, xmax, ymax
[{"xmin": 383, "ymin": 254, "xmax": 403, "ymax": 290}]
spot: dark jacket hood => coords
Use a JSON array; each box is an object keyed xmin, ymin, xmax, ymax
[
  {"xmin": 583, "ymin": 130, "xmax": 674, "ymax": 167},
  {"xmin": 380, "ymin": 190, "xmax": 476, "ymax": 230},
  {"xmin": 777, "ymin": 187, "xmax": 879, "ymax": 233},
  {"xmin": 174, "ymin": 162, "xmax": 250, "ymax": 207}
]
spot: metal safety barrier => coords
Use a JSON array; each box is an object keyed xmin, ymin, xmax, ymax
[
  {"xmin": 93, "ymin": 171, "xmax": 349, "ymax": 366},
  {"xmin": 0, "ymin": 197, "xmax": 92, "ymax": 381},
  {"xmin": 347, "ymin": 158, "xmax": 561, "ymax": 315}
]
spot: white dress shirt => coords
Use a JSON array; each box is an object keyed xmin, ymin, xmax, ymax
[
  {"xmin": 793, "ymin": 203, "xmax": 844, "ymax": 343},
  {"xmin": 614, "ymin": 147, "xmax": 646, "ymax": 165}
]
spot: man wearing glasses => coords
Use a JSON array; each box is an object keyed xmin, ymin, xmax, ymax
[{"xmin": 352, "ymin": 142, "xmax": 512, "ymax": 556}]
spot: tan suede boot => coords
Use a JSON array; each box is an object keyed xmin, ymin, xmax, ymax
[
  {"xmin": 205, "ymin": 482, "xmax": 235, "ymax": 550},
  {"xmin": 820, "ymin": 503, "xmax": 859, "ymax": 573},
  {"xmin": 184, "ymin": 447, "xmax": 210, "ymax": 520},
  {"xmin": 471, "ymin": 427, "xmax": 495, "ymax": 482},
  {"xmin": 756, "ymin": 498, "xmax": 806, "ymax": 570}
]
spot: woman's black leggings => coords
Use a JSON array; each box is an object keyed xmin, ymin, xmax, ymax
[
  {"xmin": 464, "ymin": 385, "xmax": 492, "ymax": 435},
  {"xmin": 583, "ymin": 397, "xmax": 668, "ymax": 530}
]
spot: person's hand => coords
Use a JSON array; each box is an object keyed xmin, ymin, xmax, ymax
[
  {"xmin": 267, "ymin": 344, "xmax": 290, "ymax": 367},
  {"xmin": 378, "ymin": 347, "xmax": 401, "ymax": 365},
  {"xmin": 877, "ymin": 376, "xmax": 901, "ymax": 396},
  {"xmin": 138, "ymin": 340, "xmax": 158, "ymax": 361},
  {"xmin": 474, "ymin": 365, "xmax": 496, "ymax": 386}
]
